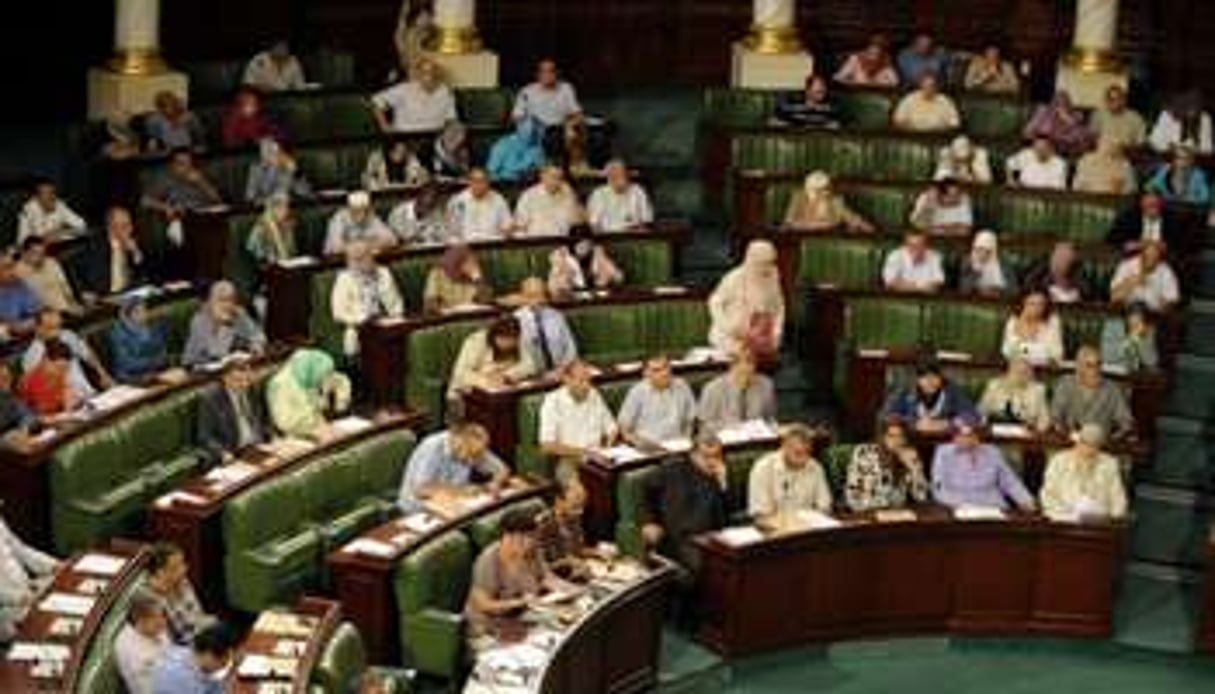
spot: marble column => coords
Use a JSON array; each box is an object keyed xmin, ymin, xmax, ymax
[
  {"xmin": 109, "ymin": 0, "xmax": 166, "ymax": 75},
  {"xmin": 743, "ymin": 0, "xmax": 803, "ymax": 55},
  {"xmin": 426, "ymin": 0, "xmax": 499, "ymax": 87},
  {"xmin": 732, "ymin": 0, "xmax": 814, "ymax": 89},
  {"xmin": 1056, "ymin": 0, "xmax": 1126, "ymax": 107},
  {"xmin": 89, "ymin": 0, "xmax": 188, "ymax": 121}
]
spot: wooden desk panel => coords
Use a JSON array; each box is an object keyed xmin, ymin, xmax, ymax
[{"xmin": 228, "ymin": 597, "xmax": 341, "ymax": 694}]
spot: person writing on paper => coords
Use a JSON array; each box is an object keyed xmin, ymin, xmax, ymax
[
  {"xmin": 513, "ymin": 277, "xmax": 578, "ymax": 373},
  {"xmin": 515, "ymin": 165, "xmax": 584, "ymax": 237},
  {"xmin": 109, "ymin": 297, "xmax": 172, "ymax": 384},
  {"xmin": 882, "ymin": 230, "xmax": 945, "ymax": 293},
  {"xmin": 1101, "ymin": 302, "xmax": 1159, "ymax": 373},
  {"xmin": 151, "ymin": 622, "xmax": 235, "ymax": 694},
  {"xmin": 535, "ymin": 476, "xmax": 589, "ymax": 580},
  {"xmin": 1050, "ymin": 345, "xmax": 1135, "ymax": 440},
  {"xmin": 448, "ymin": 316, "xmax": 538, "ymax": 396},
  {"xmin": 1109, "ymin": 240, "xmax": 1180, "ymax": 313},
  {"xmin": 422, "ymin": 244, "xmax": 493, "ymax": 314},
  {"xmin": 141, "ymin": 543, "xmax": 214, "ymax": 645},
  {"xmin": 141, "ymin": 149, "xmax": 224, "ymax": 231},
  {"xmin": 82, "ymin": 207, "xmax": 146, "ymax": 299},
  {"xmin": 588, "ymin": 160, "xmax": 653, "ymax": 232},
  {"xmin": 978, "ymin": 356, "xmax": 1051, "ymax": 432},
  {"xmin": 196, "ymin": 357, "xmax": 269, "ymax": 466},
  {"xmin": 398, "ymin": 423, "xmax": 509, "ymax": 514},
  {"xmin": 0, "ymin": 511, "xmax": 59, "ymax": 641},
  {"xmin": 909, "ymin": 177, "xmax": 974, "ymax": 236},
  {"xmin": 697, "ymin": 348, "xmax": 776, "ymax": 436},
  {"xmin": 331, "ymin": 240, "xmax": 405, "ymax": 358},
  {"xmin": 182, "ymin": 281, "xmax": 267, "ymax": 368},
  {"xmin": 245, "ymin": 194, "xmax": 298, "ymax": 267},
  {"xmin": 845, "ymin": 418, "xmax": 929, "ymax": 512},
  {"xmin": 266, "ymin": 349, "xmax": 353, "ymax": 442},
  {"xmin": 446, "ymin": 168, "xmax": 514, "ymax": 241},
  {"xmin": 618, "ymin": 354, "xmax": 697, "ymax": 451},
  {"xmin": 323, "ymin": 191, "xmax": 396, "ymax": 255},
  {"xmin": 930, "ymin": 414, "xmax": 1035, "ymax": 511},
  {"xmin": 17, "ymin": 339, "xmax": 81, "ymax": 416},
  {"xmin": 114, "ymin": 589, "xmax": 171, "ymax": 694},
  {"xmin": 0, "ymin": 363, "xmax": 37, "ymax": 449},
  {"xmin": 539, "ymin": 360, "xmax": 618, "ymax": 471},
  {"xmin": 642, "ymin": 433, "xmax": 729, "ymax": 574},
  {"xmin": 547, "ymin": 225, "xmax": 624, "ymax": 297},
  {"xmin": 1001, "ymin": 289, "xmax": 1064, "ymax": 365},
  {"xmin": 748, "ymin": 423, "xmax": 833, "ymax": 520},
  {"xmin": 880, "ymin": 356, "xmax": 977, "ymax": 433},
  {"xmin": 782, "ymin": 171, "xmax": 875, "ymax": 233},
  {"xmin": 1040, "ymin": 423, "xmax": 1128, "ymax": 521},
  {"xmin": 707, "ymin": 240, "xmax": 784, "ymax": 362},
  {"xmin": 24, "ymin": 308, "xmax": 113, "ymax": 400}
]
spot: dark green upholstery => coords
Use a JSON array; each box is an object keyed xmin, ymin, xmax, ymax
[
  {"xmin": 394, "ymin": 530, "xmax": 472, "ymax": 678},
  {"xmin": 72, "ymin": 568, "xmax": 149, "ymax": 694},
  {"xmin": 465, "ymin": 497, "xmax": 548, "ymax": 550},
  {"xmin": 923, "ymin": 301, "xmax": 1006, "ymax": 356},
  {"xmin": 456, "ymin": 89, "xmax": 514, "ymax": 127},
  {"xmin": 836, "ymin": 90, "xmax": 897, "ymax": 130},
  {"xmin": 843, "ymin": 296, "xmax": 923, "ymax": 351},
  {"xmin": 310, "ymin": 621, "xmax": 367, "ymax": 693},
  {"xmin": 223, "ymin": 428, "xmax": 417, "ymax": 612},
  {"xmin": 796, "ymin": 237, "xmax": 887, "ymax": 290},
  {"xmin": 956, "ymin": 95, "xmax": 1032, "ymax": 139}
]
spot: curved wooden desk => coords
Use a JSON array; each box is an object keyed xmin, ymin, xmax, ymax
[
  {"xmin": 694, "ymin": 508, "xmax": 1126, "ymax": 657},
  {"xmin": 228, "ymin": 597, "xmax": 341, "ymax": 694}
]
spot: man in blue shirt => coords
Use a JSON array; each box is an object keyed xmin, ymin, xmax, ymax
[
  {"xmin": 152, "ymin": 622, "xmax": 235, "ymax": 694},
  {"xmin": 0, "ymin": 251, "xmax": 41, "ymax": 341},
  {"xmin": 398, "ymin": 422, "xmax": 510, "ymax": 513},
  {"xmin": 896, "ymin": 32, "xmax": 948, "ymax": 85}
]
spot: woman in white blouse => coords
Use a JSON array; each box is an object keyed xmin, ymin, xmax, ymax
[{"xmin": 1001, "ymin": 289, "xmax": 1064, "ymax": 365}]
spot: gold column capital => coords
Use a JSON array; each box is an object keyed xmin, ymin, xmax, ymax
[
  {"xmin": 107, "ymin": 48, "xmax": 169, "ymax": 76},
  {"xmin": 742, "ymin": 25, "xmax": 804, "ymax": 55}
]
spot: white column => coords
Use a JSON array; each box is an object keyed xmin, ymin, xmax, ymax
[
  {"xmin": 89, "ymin": 0, "xmax": 188, "ymax": 120},
  {"xmin": 1056, "ymin": 0, "xmax": 1126, "ymax": 107},
  {"xmin": 745, "ymin": 0, "xmax": 802, "ymax": 55},
  {"xmin": 1073, "ymin": 0, "xmax": 1119, "ymax": 55},
  {"xmin": 732, "ymin": 0, "xmax": 813, "ymax": 89},
  {"xmin": 425, "ymin": 0, "xmax": 498, "ymax": 87}
]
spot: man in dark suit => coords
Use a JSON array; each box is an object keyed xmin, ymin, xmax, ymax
[
  {"xmin": 1107, "ymin": 193, "xmax": 1187, "ymax": 253},
  {"xmin": 81, "ymin": 206, "xmax": 147, "ymax": 300},
  {"xmin": 196, "ymin": 357, "xmax": 268, "ymax": 465}
]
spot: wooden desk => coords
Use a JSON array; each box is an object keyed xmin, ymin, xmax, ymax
[
  {"xmin": 1199, "ymin": 527, "xmax": 1215, "ymax": 654},
  {"xmin": 695, "ymin": 508, "xmax": 1126, "ymax": 657},
  {"xmin": 146, "ymin": 411, "xmax": 422, "ymax": 610},
  {"xmin": 0, "ymin": 541, "xmax": 148, "ymax": 693},
  {"xmin": 228, "ymin": 597, "xmax": 341, "ymax": 694},
  {"xmin": 327, "ymin": 478, "xmax": 551, "ymax": 664}
]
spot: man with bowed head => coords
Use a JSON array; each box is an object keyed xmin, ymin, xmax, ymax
[{"xmin": 398, "ymin": 422, "xmax": 510, "ymax": 514}]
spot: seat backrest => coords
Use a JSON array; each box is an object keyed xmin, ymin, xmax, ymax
[
  {"xmin": 844, "ymin": 296, "xmax": 923, "ymax": 350},
  {"xmin": 394, "ymin": 530, "xmax": 473, "ymax": 615},
  {"xmin": 922, "ymin": 301, "xmax": 1006, "ymax": 356},
  {"xmin": 466, "ymin": 497, "xmax": 549, "ymax": 550},
  {"xmin": 702, "ymin": 88, "xmax": 780, "ymax": 128},
  {"xmin": 310, "ymin": 621, "xmax": 368, "ymax": 693},
  {"xmin": 797, "ymin": 237, "xmax": 885, "ymax": 290},
  {"xmin": 73, "ymin": 563, "xmax": 149, "ymax": 694},
  {"xmin": 457, "ymin": 88, "xmax": 514, "ymax": 127}
]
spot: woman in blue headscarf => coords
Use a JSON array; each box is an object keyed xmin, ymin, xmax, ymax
[
  {"xmin": 108, "ymin": 296, "xmax": 170, "ymax": 383},
  {"xmin": 486, "ymin": 117, "xmax": 545, "ymax": 183}
]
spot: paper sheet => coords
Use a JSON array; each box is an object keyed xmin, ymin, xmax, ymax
[
  {"xmin": 73, "ymin": 553, "xmax": 125, "ymax": 576},
  {"xmin": 717, "ymin": 526, "xmax": 765, "ymax": 546}
]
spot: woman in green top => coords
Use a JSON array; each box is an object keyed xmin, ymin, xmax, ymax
[
  {"xmin": 245, "ymin": 193, "xmax": 298, "ymax": 266},
  {"xmin": 265, "ymin": 348, "xmax": 352, "ymax": 440}
]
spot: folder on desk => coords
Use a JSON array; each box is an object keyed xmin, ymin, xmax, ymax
[
  {"xmin": 717, "ymin": 526, "xmax": 765, "ymax": 547},
  {"xmin": 38, "ymin": 593, "xmax": 95, "ymax": 617},
  {"xmin": 74, "ymin": 553, "xmax": 125, "ymax": 576}
]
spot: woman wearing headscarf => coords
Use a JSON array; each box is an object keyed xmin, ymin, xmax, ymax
[
  {"xmin": 547, "ymin": 225, "xmax": 624, "ymax": 297},
  {"xmin": 433, "ymin": 120, "xmax": 471, "ymax": 178},
  {"xmin": 958, "ymin": 230, "xmax": 1015, "ymax": 296},
  {"xmin": 707, "ymin": 240, "xmax": 785, "ymax": 362},
  {"xmin": 1072, "ymin": 136, "xmax": 1138, "ymax": 195},
  {"xmin": 448, "ymin": 316, "xmax": 538, "ymax": 395},
  {"xmin": 245, "ymin": 138, "xmax": 313, "ymax": 204},
  {"xmin": 362, "ymin": 137, "xmax": 431, "ymax": 191},
  {"xmin": 107, "ymin": 296, "xmax": 169, "ymax": 383},
  {"xmin": 423, "ymin": 244, "xmax": 493, "ymax": 313},
  {"xmin": 1150, "ymin": 90, "xmax": 1214, "ymax": 154},
  {"xmin": 834, "ymin": 33, "xmax": 899, "ymax": 87},
  {"xmin": 782, "ymin": 171, "xmax": 874, "ymax": 232},
  {"xmin": 265, "ymin": 348, "xmax": 353, "ymax": 440},
  {"xmin": 486, "ymin": 117, "xmax": 545, "ymax": 183},
  {"xmin": 331, "ymin": 240, "xmax": 405, "ymax": 357},
  {"xmin": 1022, "ymin": 91, "xmax": 1096, "ymax": 157},
  {"xmin": 246, "ymin": 193, "xmax": 298, "ymax": 266},
  {"xmin": 978, "ymin": 356, "xmax": 1051, "ymax": 431}
]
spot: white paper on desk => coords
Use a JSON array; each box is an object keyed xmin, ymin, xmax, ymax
[
  {"xmin": 990, "ymin": 423, "xmax": 1032, "ymax": 440},
  {"xmin": 330, "ymin": 416, "xmax": 374, "ymax": 436},
  {"xmin": 652, "ymin": 285, "xmax": 688, "ymax": 296},
  {"xmin": 375, "ymin": 315, "xmax": 407, "ymax": 327},
  {"xmin": 483, "ymin": 643, "xmax": 549, "ymax": 671},
  {"xmin": 717, "ymin": 525, "xmax": 765, "ymax": 546},
  {"xmin": 237, "ymin": 654, "xmax": 298, "ymax": 678},
  {"xmin": 344, "ymin": 538, "xmax": 397, "ymax": 558},
  {"xmin": 276, "ymin": 255, "xmax": 319, "ymax": 269},
  {"xmin": 204, "ymin": 462, "xmax": 258, "ymax": 486},
  {"xmin": 38, "ymin": 592, "xmax": 95, "ymax": 617},
  {"xmin": 953, "ymin": 505, "xmax": 1007, "ymax": 521},
  {"xmin": 857, "ymin": 348, "xmax": 890, "ymax": 359},
  {"xmin": 258, "ymin": 437, "xmax": 315, "ymax": 459},
  {"xmin": 88, "ymin": 385, "xmax": 148, "ymax": 411},
  {"xmin": 794, "ymin": 510, "xmax": 842, "ymax": 530},
  {"xmin": 156, "ymin": 490, "xmax": 208, "ymax": 508},
  {"xmin": 680, "ymin": 347, "xmax": 728, "ymax": 365},
  {"xmin": 73, "ymin": 552, "xmax": 125, "ymax": 577},
  {"xmin": 162, "ymin": 280, "xmax": 193, "ymax": 292},
  {"xmin": 594, "ymin": 445, "xmax": 646, "ymax": 464},
  {"xmin": 660, "ymin": 437, "xmax": 693, "ymax": 454},
  {"xmin": 75, "ymin": 578, "xmax": 109, "ymax": 596},
  {"xmin": 1102, "ymin": 363, "xmax": 1130, "ymax": 377},
  {"xmin": 456, "ymin": 494, "xmax": 493, "ymax": 512},
  {"xmin": 717, "ymin": 419, "xmax": 779, "ymax": 445},
  {"xmin": 30, "ymin": 428, "xmax": 58, "ymax": 446},
  {"xmin": 196, "ymin": 204, "xmax": 231, "ymax": 214},
  {"xmin": 936, "ymin": 350, "xmax": 973, "ymax": 362},
  {"xmin": 442, "ymin": 302, "xmax": 493, "ymax": 315},
  {"xmin": 7, "ymin": 642, "xmax": 71, "ymax": 662},
  {"xmin": 315, "ymin": 188, "xmax": 349, "ymax": 199},
  {"xmin": 614, "ymin": 361, "xmax": 643, "ymax": 373},
  {"xmin": 400, "ymin": 513, "xmax": 442, "ymax": 534}
]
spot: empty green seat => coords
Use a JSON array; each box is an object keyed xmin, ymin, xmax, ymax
[
  {"xmin": 923, "ymin": 301, "xmax": 1005, "ymax": 356},
  {"xmin": 703, "ymin": 88, "xmax": 779, "ymax": 128},
  {"xmin": 836, "ymin": 90, "xmax": 896, "ymax": 129},
  {"xmin": 957, "ymin": 95, "xmax": 1030, "ymax": 139},
  {"xmin": 310, "ymin": 621, "xmax": 368, "ymax": 693},
  {"xmin": 457, "ymin": 88, "xmax": 514, "ymax": 128},
  {"xmin": 796, "ymin": 237, "xmax": 883, "ymax": 290},
  {"xmin": 394, "ymin": 530, "xmax": 472, "ymax": 678},
  {"xmin": 844, "ymin": 296, "xmax": 922, "ymax": 351}
]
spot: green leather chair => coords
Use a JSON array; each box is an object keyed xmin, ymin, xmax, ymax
[
  {"xmin": 923, "ymin": 301, "xmax": 1006, "ymax": 356},
  {"xmin": 843, "ymin": 296, "xmax": 923, "ymax": 352},
  {"xmin": 394, "ymin": 530, "xmax": 472, "ymax": 678},
  {"xmin": 956, "ymin": 95, "xmax": 1031, "ymax": 139},
  {"xmin": 466, "ymin": 497, "xmax": 549, "ymax": 551},
  {"xmin": 456, "ymin": 88, "xmax": 514, "ymax": 128},
  {"xmin": 796, "ymin": 237, "xmax": 884, "ymax": 290},
  {"xmin": 836, "ymin": 90, "xmax": 897, "ymax": 130},
  {"xmin": 309, "ymin": 621, "xmax": 368, "ymax": 693},
  {"xmin": 702, "ymin": 88, "xmax": 779, "ymax": 129},
  {"xmin": 72, "ymin": 563, "xmax": 149, "ymax": 694}
]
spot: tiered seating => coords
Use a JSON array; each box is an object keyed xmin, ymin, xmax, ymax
[{"xmin": 180, "ymin": 50, "xmax": 358, "ymax": 102}]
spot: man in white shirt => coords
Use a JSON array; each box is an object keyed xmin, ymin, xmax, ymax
[
  {"xmin": 587, "ymin": 160, "xmax": 653, "ymax": 232},
  {"xmin": 324, "ymin": 191, "xmax": 396, "ymax": 255},
  {"xmin": 512, "ymin": 58, "xmax": 583, "ymax": 128},
  {"xmin": 882, "ymin": 230, "xmax": 945, "ymax": 292},
  {"xmin": 371, "ymin": 58, "xmax": 458, "ymax": 134},
  {"xmin": 242, "ymin": 40, "xmax": 307, "ymax": 92},
  {"xmin": 539, "ymin": 360, "xmax": 618, "ymax": 462},
  {"xmin": 446, "ymin": 168, "xmax": 514, "ymax": 241},
  {"xmin": 114, "ymin": 589, "xmax": 171, "ymax": 694},
  {"xmin": 1006, "ymin": 136, "xmax": 1069, "ymax": 190},
  {"xmin": 0, "ymin": 513, "xmax": 58, "ymax": 641},
  {"xmin": 17, "ymin": 179, "xmax": 86, "ymax": 243},
  {"xmin": 891, "ymin": 74, "xmax": 961, "ymax": 133},
  {"xmin": 1109, "ymin": 240, "xmax": 1180, "ymax": 312},
  {"xmin": 909, "ymin": 177, "xmax": 974, "ymax": 236},
  {"xmin": 747, "ymin": 423, "xmax": 833, "ymax": 518},
  {"xmin": 618, "ymin": 354, "xmax": 697, "ymax": 449},
  {"xmin": 514, "ymin": 165, "xmax": 584, "ymax": 237}
]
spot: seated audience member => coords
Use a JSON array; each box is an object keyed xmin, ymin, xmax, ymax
[
  {"xmin": 1072, "ymin": 136, "xmax": 1138, "ymax": 195},
  {"xmin": 783, "ymin": 171, "xmax": 875, "ymax": 232},
  {"xmin": 587, "ymin": 160, "xmax": 654, "ymax": 232},
  {"xmin": 882, "ymin": 230, "xmax": 946, "ymax": 292},
  {"xmin": 892, "ymin": 74, "xmax": 961, "ymax": 133},
  {"xmin": 182, "ymin": 281, "xmax": 267, "ymax": 367},
  {"xmin": 362, "ymin": 137, "xmax": 431, "ymax": 192},
  {"xmin": 909, "ymin": 177, "xmax": 974, "ymax": 235},
  {"xmin": 880, "ymin": 357, "xmax": 977, "ymax": 433},
  {"xmin": 487, "ymin": 117, "xmax": 546, "ymax": 183},
  {"xmin": 372, "ymin": 57, "xmax": 457, "ymax": 134},
  {"xmin": 963, "ymin": 44, "xmax": 1020, "ymax": 94},
  {"xmin": 433, "ymin": 120, "xmax": 471, "ymax": 178},
  {"xmin": 978, "ymin": 356, "xmax": 1051, "ymax": 431},
  {"xmin": 109, "ymin": 298, "xmax": 170, "ymax": 384},
  {"xmin": 151, "ymin": 623, "xmax": 235, "ymax": 694},
  {"xmin": 642, "ymin": 433, "xmax": 729, "ymax": 573},
  {"xmin": 245, "ymin": 138, "xmax": 313, "ymax": 204},
  {"xmin": 323, "ymin": 191, "xmax": 395, "ymax": 255},
  {"xmin": 1050, "ymin": 345, "xmax": 1135, "ymax": 439},
  {"xmin": 399, "ymin": 422, "xmax": 508, "ymax": 513},
  {"xmin": 0, "ymin": 251, "xmax": 40, "ymax": 340},
  {"xmin": 423, "ymin": 244, "xmax": 492, "ymax": 313},
  {"xmin": 388, "ymin": 184, "xmax": 450, "ymax": 245},
  {"xmin": 512, "ymin": 58, "xmax": 583, "ymax": 132},
  {"xmin": 1101, "ymin": 302, "xmax": 1159, "ymax": 372},
  {"xmin": 707, "ymin": 240, "xmax": 784, "ymax": 360},
  {"xmin": 1022, "ymin": 91, "xmax": 1095, "ymax": 156},
  {"xmin": 748, "ymin": 423, "xmax": 833, "ymax": 518},
  {"xmin": 446, "ymin": 168, "xmax": 514, "ymax": 240},
  {"xmin": 515, "ymin": 165, "xmax": 584, "ymax": 237},
  {"xmin": 931, "ymin": 415, "xmax": 1036, "ymax": 511},
  {"xmin": 1145, "ymin": 144, "xmax": 1211, "ymax": 206},
  {"xmin": 144, "ymin": 91, "xmax": 204, "ymax": 152},
  {"xmin": 547, "ymin": 225, "xmax": 623, "ymax": 296},
  {"xmin": 1149, "ymin": 90, "xmax": 1214, "ymax": 154},
  {"xmin": 1002, "ymin": 290, "xmax": 1064, "ymax": 365},
  {"xmin": 0, "ymin": 363, "xmax": 36, "ymax": 447},
  {"xmin": 514, "ymin": 277, "xmax": 578, "ymax": 371},
  {"xmin": 266, "ymin": 348, "xmax": 352, "ymax": 440},
  {"xmin": 535, "ymin": 477, "xmax": 589, "ymax": 578},
  {"xmin": 896, "ymin": 32, "xmax": 947, "ymax": 84},
  {"xmin": 1107, "ymin": 193, "xmax": 1185, "ymax": 252},
  {"xmin": 331, "ymin": 240, "xmax": 405, "ymax": 358},
  {"xmin": 222, "ymin": 87, "xmax": 281, "ymax": 149},
  {"xmin": 141, "ymin": 148, "xmax": 224, "ymax": 227},
  {"xmin": 197, "ymin": 357, "xmax": 268, "ymax": 465},
  {"xmin": 1091, "ymin": 85, "xmax": 1147, "ymax": 150},
  {"xmin": 775, "ymin": 75, "xmax": 841, "ymax": 129},
  {"xmin": 845, "ymin": 418, "xmax": 929, "ymax": 511},
  {"xmin": 141, "ymin": 543, "xmax": 214, "ymax": 645},
  {"xmin": 697, "ymin": 348, "xmax": 777, "ymax": 435},
  {"xmin": 243, "ymin": 40, "xmax": 306, "ymax": 92},
  {"xmin": 1040, "ymin": 423, "xmax": 1129, "ymax": 520},
  {"xmin": 114, "ymin": 588, "xmax": 170, "ymax": 694},
  {"xmin": 1109, "ymin": 239, "xmax": 1180, "ymax": 313},
  {"xmin": 82, "ymin": 206, "xmax": 146, "ymax": 298},
  {"xmin": 1005, "ymin": 136, "xmax": 1068, "ymax": 190},
  {"xmin": 834, "ymin": 33, "xmax": 899, "ymax": 87},
  {"xmin": 1022, "ymin": 241, "xmax": 1089, "ymax": 304},
  {"xmin": 539, "ymin": 360, "xmax": 618, "ymax": 466},
  {"xmin": 18, "ymin": 236, "xmax": 82, "ymax": 315},
  {"xmin": 618, "ymin": 354, "xmax": 697, "ymax": 450},
  {"xmin": 17, "ymin": 179, "xmax": 86, "ymax": 243},
  {"xmin": 24, "ymin": 308, "xmax": 112, "ymax": 399},
  {"xmin": 934, "ymin": 136, "xmax": 993, "ymax": 185},
  {"xmin": 958, "ymin": 230, "xmax": 1015, "ymax": 296},
  {"xmin": 245, "ymin": 194, "xmax": 297, "ymax": 266},
  {"xmin": 448, "ymin": 316, "xmax": 537, "ymax": 395},
  {"xmin": 0, "ymin": 511, "xmax": 58, "ymax": 641}
]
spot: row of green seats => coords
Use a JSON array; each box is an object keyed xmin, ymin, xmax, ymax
[{"xmin": 181, "ymin": 51, "xmax": 357, "ymax": 102}]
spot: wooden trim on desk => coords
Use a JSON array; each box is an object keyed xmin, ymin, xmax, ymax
[{"xmin": 227, "ymin": 596, "xmax": 342, "ymax": 694}]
